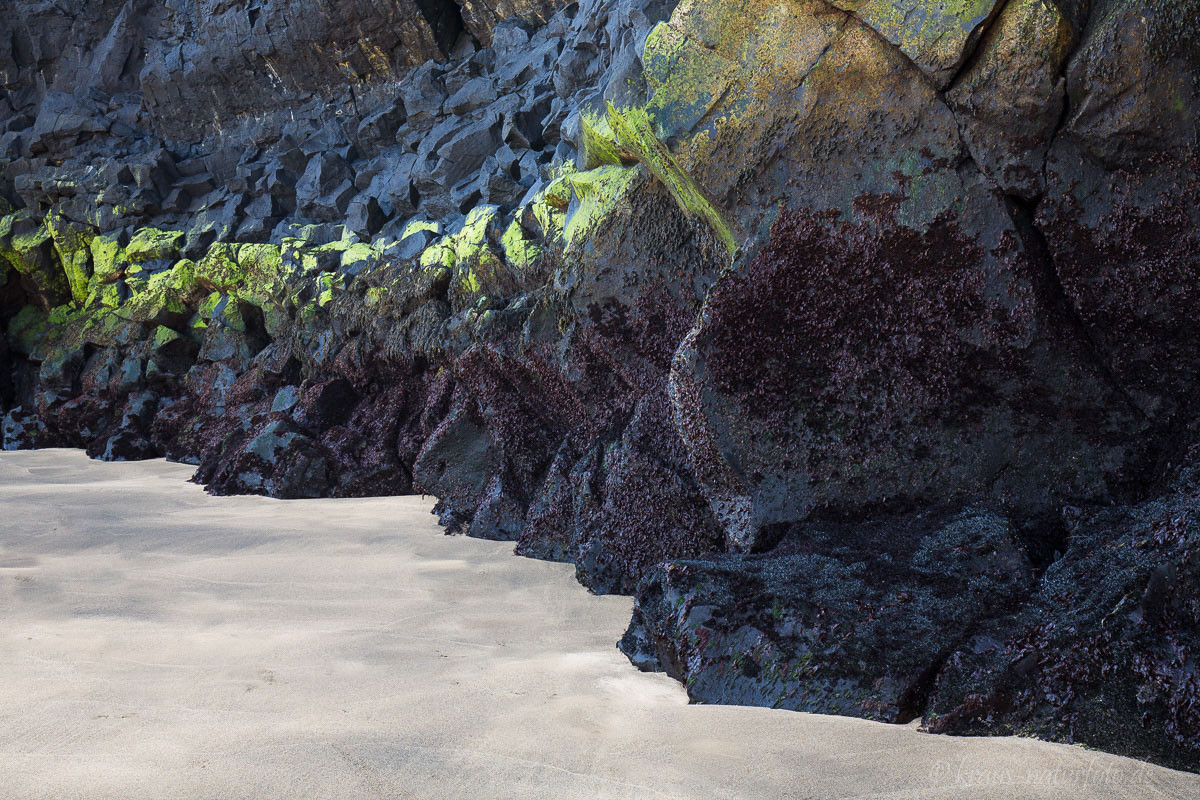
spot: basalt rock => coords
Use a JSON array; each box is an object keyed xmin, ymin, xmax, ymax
[
  {"xmin": 925, "ymin": 477, "xmax": 1200, "ymax": 773},
  {"xmin": 3, "ymin": 0, "xmax": 1200, "ymax": 774},
  {"xmin": 621, "ymin": 506, "xmax": 1033, "ymax": 722}
]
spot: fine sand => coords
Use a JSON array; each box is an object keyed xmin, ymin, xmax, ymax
[{"xmin": 1, "ymin": 449, "xmax": 1197, "ymax": 799}]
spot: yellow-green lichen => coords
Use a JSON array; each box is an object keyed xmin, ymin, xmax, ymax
[
  {"xmin": 579, "ymin": 107, "xmax": 627, "ymax": 169},
  {"xmin": 89, "ymin": 233, "xmax": 129, "ymax": 285},
  {"xmin": 146, "ymin": 258, "xmax": 198, "ymax": 296},
  {"xmin": 642, "ymin": 20, "xmax": 740, "ymax": 141},
  {"xmin": 500, "ymin": 218, "xmax": 542, "ymax": 271},
  {"xmin": 195, "ymin": 243, "xmax": 243, "ymax": 290},
  {"xmin": 419, "ymin": 240, "xmax": 457, "ymax": 269},
  {"xmin": 606, "ymin": 101, "xmax": 737, "ymax": 258},
  {"xmin": 117, "ymin": 278, "xmax": 189, "ymax": 324},
  {"xmin": 86, "ymin": 280, "xmax": 123, "ymax": 310},
  {"xmin": 44, "ymin": 210, "xmax": 95, "ymax": 306},
  {"xmin": 315, "ymin": 272, "xmax": 345, "ymax": 307},
  {"xmin": 562, "ymin": 164, "xmax": 645, "ymax": 248},
  {"xmin": 339, "ymin": 241, "xmax": 376, "ymax": 272},
  {"xmin": 454, "ymin": 205, "xmax": 504, "ymax": 294},
  {"xmin": 126, "ymin": 228, "xmax": 185, "ymax": 262},
  {"xmin": 417, "ymin": 206, "xmax": 506, "ymax": 297},
  {"xmin": 402, "ymin": 219, "xmax": 442, "ymax": 239},
  {"xmin": 828, "ymin": 0, "xmax": 1002, "ymax": 84},
  {"xmin": 0, "ymin": 211, "xmax": 70, "ymax": 303},
  {"xmin": 234, "ymin": 243, "xmax": 285, "ymax": 306},
  {"xmin": 151, "ymin": 325, "xmax": 181, "ymax": 350}
]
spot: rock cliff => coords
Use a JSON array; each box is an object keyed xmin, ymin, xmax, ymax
[{"xmin": 2, "ymin": 0, "xmax": 1198, "ymax": 772}]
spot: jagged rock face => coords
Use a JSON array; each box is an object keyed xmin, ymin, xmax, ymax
[
  {"xmin": 621, "ymin": 506, "xmax": 1034, "ymax": 723},
  {"xmin": 675, "ymin": 201, "xmax": 1147, "ymax": 550},
  {"xmin": 3, "ymin": 0, "xmax": 1200, "ymax": 773},
  {"xmin": 3, "ymin": 0, "xmax": 567, "ymax": 143},
  {"xmin": 926, "ymin": 477, "xmax": 1200, "ymax": 773},
  {"xmin": 945, "ymin": 0, "xmax": 1080, "ymax": 200},
  {"xmin": 650, "ymin": 0, "xmax": 1150, "ymax": 551},
  {"xmin": 139, "ymin": 0, "xmax": 463, "ymax": 141},
  {"xmin": 1039, "ymin": 0, "xmax": 1200, "ymax": 423}
]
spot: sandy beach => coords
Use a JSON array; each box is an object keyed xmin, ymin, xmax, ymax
[{"xmin": 1, "ymin": 448, "xmax": 1196, "ymax": 799}]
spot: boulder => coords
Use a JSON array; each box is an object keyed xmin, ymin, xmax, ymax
[{"xmin": 623, "ymin": 506, "xmax": 1032, "ymax": 721}]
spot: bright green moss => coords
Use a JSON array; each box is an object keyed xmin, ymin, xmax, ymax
[
  {"xmin": 297, "ymin": 299, "xmax": 321, "ymax": 327},
  {"xmin": 543, "ymin": 172, "xmax": 575, "ymax": 211},
  {"xmin": 452, "ymin": 205, "xmax": 499, "ymax": 260},
  {"xmin": 339, "ymin": 241, "xmax": 375, "ymax": 271},
  {"xmin": 234, "ymin": 242, "xmax": 285, "ymax": 306},
  {"xmin": 236, "ymin": 243, "xmax": 283, "ymax": 276},
  {"xmin": 0, "ymin": 211, "xmax": 18, "ymax": 245},
  {"xmin": 281, "ymin": 237, "xmax": 326, "ymax": 276},
  {"xmin": 450, "ymin": 205, "xmax": 505, "ymax": 296},
  {"xmin": 419, "ymin": 240, "xmax": 457, "ymax": 269},
  {"xmin": 315, "ymin": 272, "xmax": 345, "ymax": 307},
  {"xmin": 9, "ymin": 215, "xmax": 51, "ymax": 258},
  {"xmin": 47, "ymin": 303, "xmax": 83, "ymax": 328},
  {"xmin": 126, "ymin": 228, "xmax": 185, "ymax": 262},
  {"xmin": 606, "ymin": 101, "xmax": 737, "ymax": 258},
  {"xmin": 402, "ymin": 219, "xmax": 442, "ymax": 239},
  {"xmin": 0, "ymin": 211, "xmax": 68, "ymax": 302},
  {"xmin": 198, "ymin": 291, "xmax": 224, "ymax": 320},
  {"xmin": 195, "ymin": 243, "xmax": 243, "ymax": 290},
  {"xmin": 579, "ymin": 108, "xmax": 627, "ymax": 169},
  {"xmin": 117, "ymin": 282, "xmax": 188, "ymax": 324},
  {"xmin": 210, "ymin": 295, "xmax": 249, "ymax": 331},
  {"xmin": 143, "ymin": 258, "xmax": 197, "ymax": 296},
  {"xmin": 1, "ymin": 212, "xmax": 48, "ymax": 272},
  {"xmin": 44, "ymin": 210, "xmax": 95, "ymax": 306},
  {"xmin": 500, "ymin": 218, "xmax": 542, "ymax": 271},
  {"xmin": 562, "ymin": 164, "xmax": 645, "ymax": 248},
  {"xmin": 151, "ymin": 325, "xmax": 181, "ymax": 350},
  {"xmin": 193, "ymin": 241, "xmax": 282, "ymax": 308},
  {"xmin": 83, "ymin": 275, "xmax": 124, "ymax": 310},
  {"xmin": 89, "ymin": 233, "xmax": 129, "ymax": 284},
  {"xmin": 460, "ymin": 267, "xmax": 483, "ymax": 295},
  {"xmin": 417, "ymin": 206, "xmax": 503, "ymax": 293}
]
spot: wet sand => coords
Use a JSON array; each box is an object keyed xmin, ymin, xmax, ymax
[{"xmin": 1, "ymin": 448, "xmax": 1197, "ymax": 799}]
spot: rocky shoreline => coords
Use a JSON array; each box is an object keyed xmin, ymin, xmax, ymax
[{"xmin": 2, "ymin": 0, "xmax": 1198, "ymax": 772}]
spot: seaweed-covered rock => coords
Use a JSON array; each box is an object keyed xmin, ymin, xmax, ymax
[
  {"xmin": 622, "ymin": 506, "xmax": 1032, "ymax": 721},
  {"xmin": 1036, "ymin": 0, "xmax": 1200, "ymax": 423},
  {"xmin": 927, "ymin": 481, "xmax": 1200, "ymax": 772},
  {"xmin": 199, "ymin": 418, "xmax": 333, "ymax": 499}
]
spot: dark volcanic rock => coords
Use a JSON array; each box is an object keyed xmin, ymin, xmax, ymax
[
  {"xmin": 192, "ymin": 414, "xmax": 328, "ymax": 499},
  {"xmin": 926, "ymin": 481, "xmax": 1200, "ymax": 772},
  {"xmin": 3, "ymin": 0, "xmax": 1200, "ymax": 774},
  {"xmin": 413, "ymin": 401, "xmax": 499, "ymax": 532},
  {"xmin": 674, "ymin": 204, "xmax": 1148, "ymax": 552},
  {"xmin": 622, "ymin": 506, "xmax": 1033, "ymax": 722},
  {"xmin": 1036, "ymin": 0, "xmax": 1200, "ymax": 425}
]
